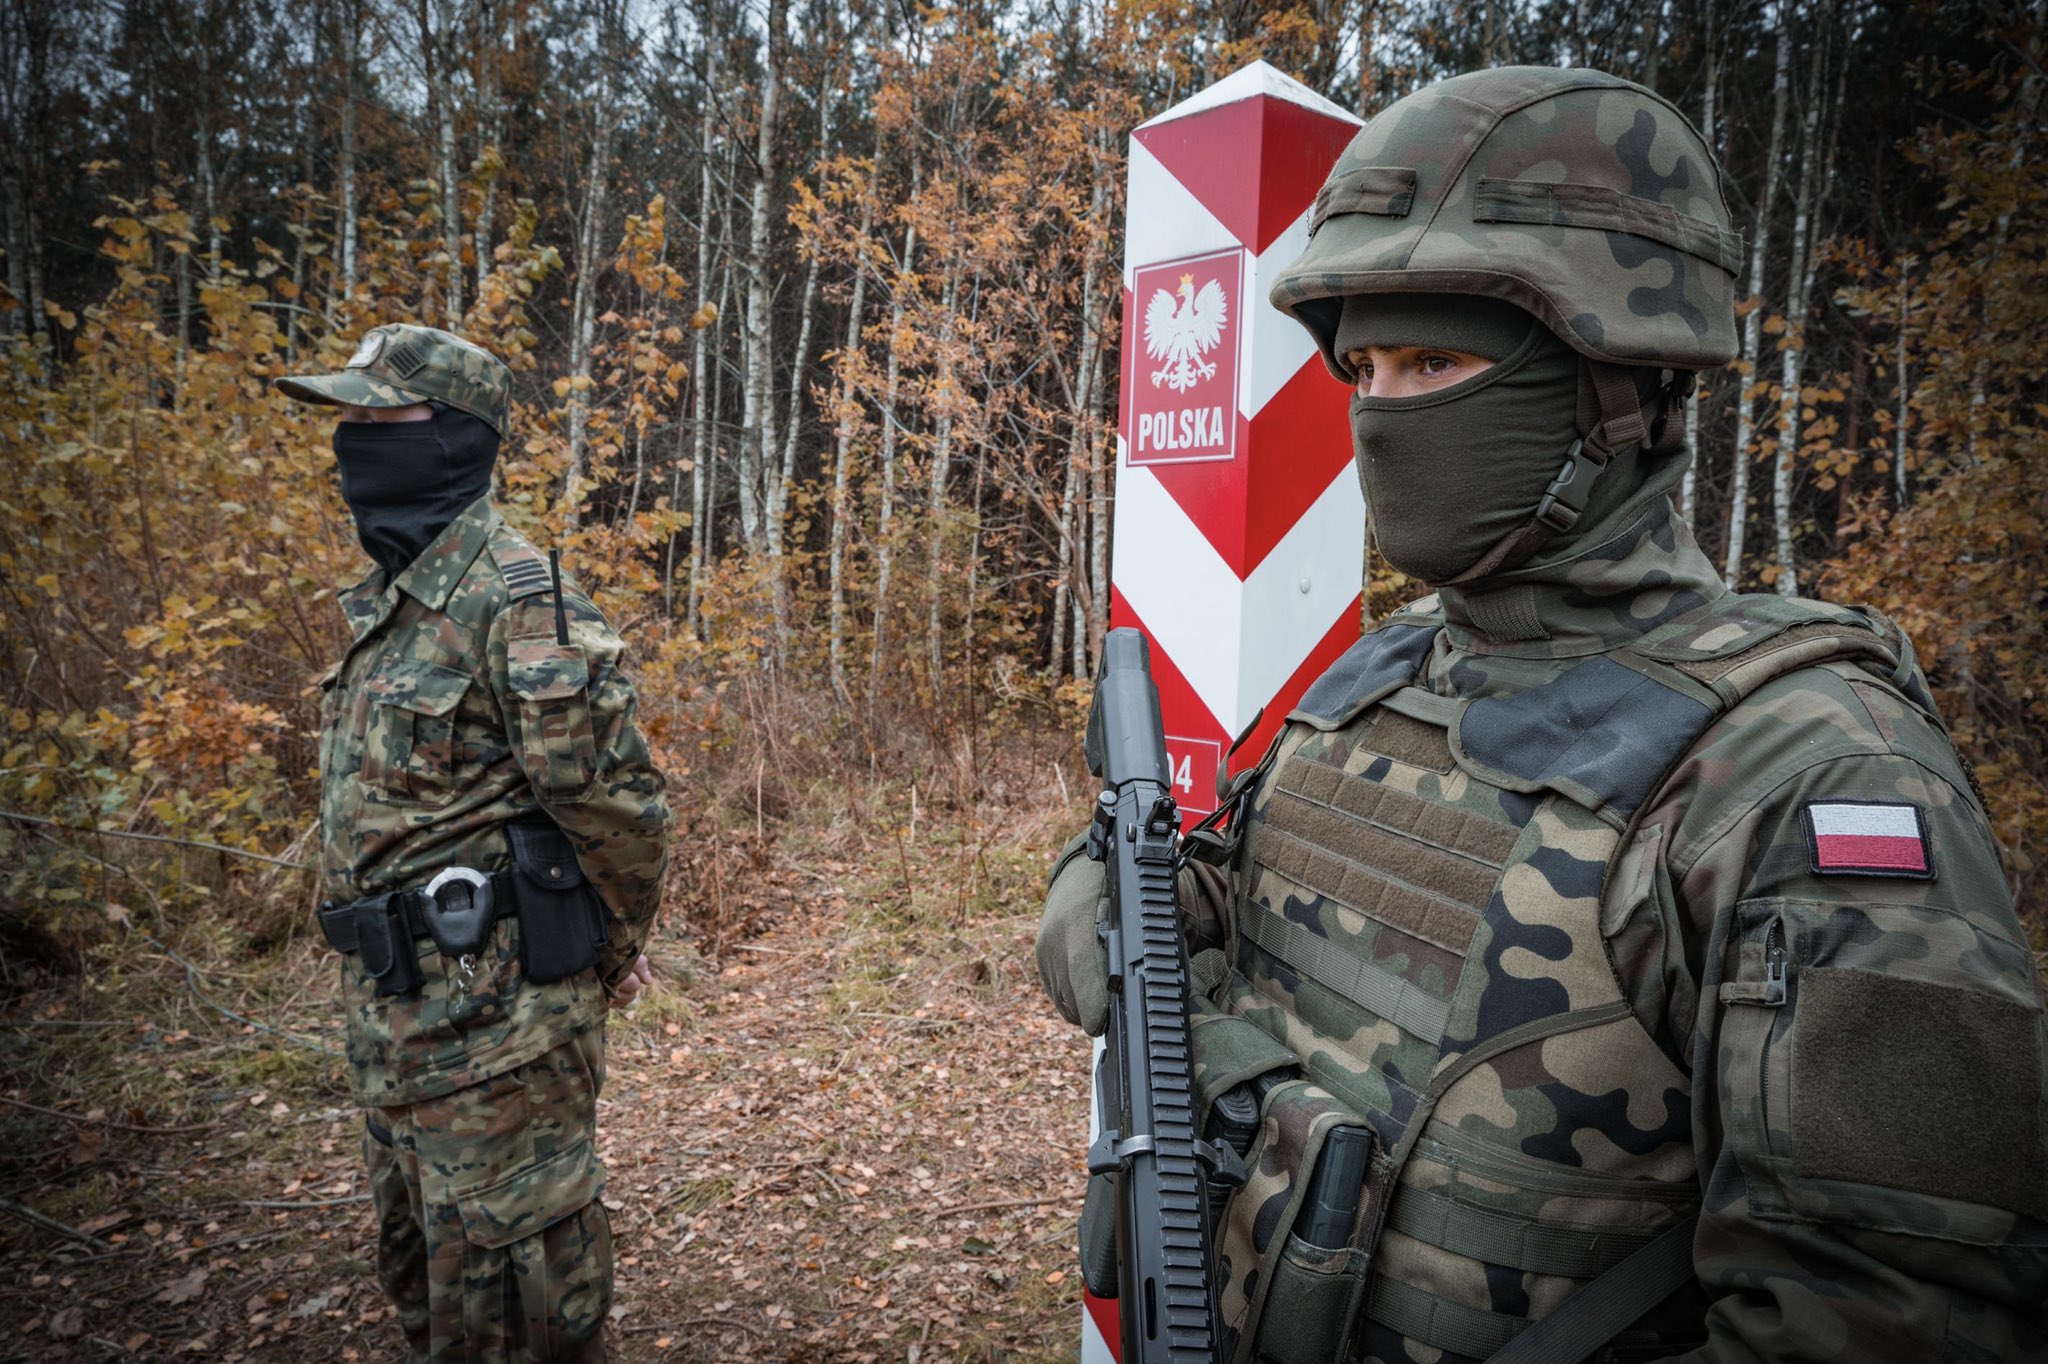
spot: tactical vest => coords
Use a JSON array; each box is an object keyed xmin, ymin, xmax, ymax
[{"xmin": 1195, "ymin": 593, "xmax": 1943, "ymax": 1364}]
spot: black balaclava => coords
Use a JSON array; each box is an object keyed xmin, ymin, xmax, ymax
[
  {"xmin": 332, "ymin": 406, "xmax": 500, "ymax": 576},
  {"xmin": 1341, "ymin": 293, "xmax": 1598, "ymax": 585}
]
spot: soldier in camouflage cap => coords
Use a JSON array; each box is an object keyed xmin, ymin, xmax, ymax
[
  {"xmin": 1039, "ymin": 66, "xmax": 2047, "ymax": 1362},
  {"xmin": 279, "ymin": 325, "xmax": 672, "ymax": 1361},
  {"xmin": 278, "ymin": 323, "xmax": 515, "ymax": 434}
]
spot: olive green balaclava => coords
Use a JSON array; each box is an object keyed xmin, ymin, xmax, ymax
[{"xmin": 1342, "ymin": 294, "xmax": 1595, "ymax": 585}]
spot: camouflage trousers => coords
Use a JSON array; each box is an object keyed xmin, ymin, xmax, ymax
[{"xmin": 363, "ymin": 1027, "xmax": 613, "ymax": 1363}]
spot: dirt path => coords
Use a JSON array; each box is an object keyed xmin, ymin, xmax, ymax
[{"xmin": 1, "ymin": 835, "xmax": 1098, "ymax": 1362}]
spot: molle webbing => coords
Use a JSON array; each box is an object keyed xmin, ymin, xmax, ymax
[
  {"xmin": 1384, "ymin": 1185, "xmax": 1656, "ymax": 1277},
  {"xmin": 1355, "ymin": 710, "xmax": 1456, "ymax": 772},
  {"xmin": 1366, "ymin": 1275, "xmax": 1529, "ymax": 1358},
  {"xmin": 1240, "ymin": 903, "xmax": 1454, "ymax": 1042}
]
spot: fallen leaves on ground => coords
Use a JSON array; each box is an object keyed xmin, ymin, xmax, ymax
[{"xmin": 0, "ymin": 808, "xmax": 1097, "ymax": 1362}]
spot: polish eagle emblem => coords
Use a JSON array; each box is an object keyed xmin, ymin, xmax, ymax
[{"xmin": 1144, "ymin": 272, "xmax": 1227, "ymax": 393}]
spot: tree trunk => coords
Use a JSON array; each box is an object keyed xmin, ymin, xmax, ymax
[
  {"xmin": 473, "ymin": 0, "xmax": 500, "ymax": 299},
  {"xmin": 1895, "ymin": 256, "xmax": 1910, "ymax": 506},
  {"xmin": 1723, "ymin": 0, "xmax": 1794, "ymax": 586},
  {"xmin": 826, "ymin": 189, "xmax": 874, "ymax": 698},
  {"xmin": 1772, "ymin": 9, "xmax": 1830, "ymax": 598},
  {"xmin": 923, "ymin": 263, "xmax": 964, "ymax": 688},
  {"xmin": 767, "ymin": 66, "xmax": 832, "ymax": 650},
  {"xmin": 868, "ymin": 161, "xmax": 919, "ymax": 704},
  {"xmin": 1084, "ymin": 384, "xmax": 1109, "ymax": 678},
  {"xmin": 1, "ymin": 155, "xmax": 29, "ymax": 337},
  {"xmin": 1680, "ymin": 0, "xmax": 1717, "ymax": 527},
  {"xmin": 737, "ymin": 0, "xmax": 785, "ymax": 553},
  {"xmin": 961, "ymin": 423, "xmax": 989, "ymax": 692},
  {"xmin": 421, "ymin": 0, "xmax": 464, "ymax": 323},
  {"xmin": 1054, "ymin": 150, "xmax": 1110, "ymax": 676},
  {"xmin": 686, "ymin": 11, "xmax": 722, "ymax": 635},
  {"xmin": 337, "ymin": 0, "xmax": 359, "ymax": 298},
  {"xmin": 565, "ymin": 39, "xmax": 616, "ymax": 522},
  {"xmin": 194, "ymin": 36, "xmax": 220, "ymax": 281}
]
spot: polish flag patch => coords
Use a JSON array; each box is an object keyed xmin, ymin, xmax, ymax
[{"xmin": 1803, "ymin": 801, "xmax": 1933, "ymax": 879}]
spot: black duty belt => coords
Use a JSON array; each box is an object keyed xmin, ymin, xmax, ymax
[{"xmin": 319, "ymin": 870, "xmax": 517, "ymax": 955}]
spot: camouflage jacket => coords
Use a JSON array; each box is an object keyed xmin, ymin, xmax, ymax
[
  {"xmin": 1178, "ymin": 505, "xmax": 2047, "ymax": 1362},
  {"xmin": 317, "ymin": 497, "xmax": 672, "ymax": 1107}
]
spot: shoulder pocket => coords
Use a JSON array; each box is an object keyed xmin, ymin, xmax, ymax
[
  {"xmin": 362, "ymin": 658, "xmax": 474, "ymax": 803},
  {"xmin": 1721, "ymin": 897, "xmax": 2048, "ymax": 1243},
  {"xmin": 505, "ymin": 638, "xmax": 595, "ymax": 801}
]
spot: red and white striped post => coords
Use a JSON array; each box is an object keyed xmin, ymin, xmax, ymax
[{"xmin": 1082, "ymin": 61, "xmax": 1362, "ymax": 1364}]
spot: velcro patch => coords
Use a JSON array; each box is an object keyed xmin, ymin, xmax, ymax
[
  {"xmin": 1802, "ymin": 800, "xmax": 1931, "ymax": 879},
  {"xmin": 346, "ymin": 333, "xmax": 384, "ymax": 368}
]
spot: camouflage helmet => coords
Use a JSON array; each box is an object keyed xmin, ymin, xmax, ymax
[
  {"xmin": 1272, "ymin": 66, "xmax": 1741, "ymax": 380},
  {"xmin": 275, "ymin": 324, "xmax": 512, "ymax": 434}
]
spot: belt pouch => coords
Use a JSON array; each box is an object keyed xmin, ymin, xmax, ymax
[
  {"xmin": 354, "ymin": 894, "xmax": 423, "ymax": 997},
  {"xmin": 507, "ymin": 820, "xmax": 610, "ymax": 983}
]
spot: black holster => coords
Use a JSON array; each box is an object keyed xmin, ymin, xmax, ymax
[
  {"xmin": 506, "ymin": 820, "xmax": 611, "ymax": 983},
  {"xmin": 352, "ymin": 893, "xmax": 425, "ymax": 997}
]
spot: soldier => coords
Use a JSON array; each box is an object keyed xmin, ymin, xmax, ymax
[
  {"xmin": 277, "ymin": 324, "xmax": 673, "ymax": 1362},
  {"xmin": 1038, "ymin": 67, "xmax": 2048, "ymax": 1362}
]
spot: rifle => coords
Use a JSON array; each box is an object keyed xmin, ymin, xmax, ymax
[{"xmin": 1082, "ymin": 626, "xmax": 1244, "ymax": 1362}]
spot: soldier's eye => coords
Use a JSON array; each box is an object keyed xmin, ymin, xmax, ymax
[{"xmin": 1420, "ymin": 354, "xmax": 1455, "ymax": 375}]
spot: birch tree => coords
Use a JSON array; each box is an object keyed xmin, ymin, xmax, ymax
[
  {"xmin": 737, "ymin": 0, "xmax": 785, "ymax": 552},
  {"xmin": 1771, "ymin": 6, "xmax": 1836, "ymax": 597},
  {"xmin": 334, "ymin": 0, "xmax": 361, "ymax": 298},
  {"xmin": 415, "ymin": 0, "xmax": 466, "ymax": 324},
  {"xmin": 1680, "ymin": 0, "xmax": 1719, "ymax": 527},
  {"xmin": 1724, "ymin": 1, "xmax": 1794, "ymax": 584},
  {"xmin": 868, "ymin": 160, "xmax": 918, "ymax": 704},
  {"xmin": 564, "ymin": 2, "xmax": 621, "ymax": 516},
  {"xmin": 825, "ymin": 183, "xmax": 874, "ymax": 696}
]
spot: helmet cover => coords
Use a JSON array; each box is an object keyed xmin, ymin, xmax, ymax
[{"xmin": 1272, "ymin": 65, "xmax": 1742, "ymax": 379}]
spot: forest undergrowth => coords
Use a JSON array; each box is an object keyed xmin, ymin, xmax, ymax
[{"xmin": 0, "ymin": 689, "xmax": 1102, "ymax": 1363}]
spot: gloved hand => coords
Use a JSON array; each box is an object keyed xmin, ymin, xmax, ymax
[{"xmin": 1035, "ymin": 830, "xmax": 1111, "ymax": 1036}]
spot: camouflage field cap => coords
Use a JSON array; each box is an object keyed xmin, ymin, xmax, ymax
[
  {"xmin": 1273, "ymin": 66, "xmax": 1742, "ymax": 378},
  {"xmin": 275, "ymin": 324, "xmax": 512, "ymax": 434}
]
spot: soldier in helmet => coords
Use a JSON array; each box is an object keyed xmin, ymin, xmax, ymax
[
  {"xmin": 1039, "ymin": 67, "xmax": 2047, "ymax": 1362},
  {"xmin": 277, "ymin": 324, "xmax": 672, "ymax": 1361}
]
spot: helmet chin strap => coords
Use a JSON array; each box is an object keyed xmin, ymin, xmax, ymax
[{"xmin": 1436, "ymin": 360, "xmax": 1673, "ymax": 587}]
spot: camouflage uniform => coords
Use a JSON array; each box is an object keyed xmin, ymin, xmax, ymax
[
  {"xmin": 283, "ymin": 326, "xmax": 673, "ymax": 1362},
  {"xmin": 1045, "ymin": 68, "xmax": 2048, "ymax": 1363}
]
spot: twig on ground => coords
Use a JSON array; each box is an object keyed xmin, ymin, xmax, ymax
[
  {"xmin": 936, "ymin": 1192, "xmax": 1069, "ymax": 1218},
  {"xmin": 669, "ymin": 1315, "xmax": 773, "ymax": 1338},
  {"xmin": 0, "ymin": 1196, "xmax": 116, "ymax": 1251},
  {"xmin": 0, "ymin": 1019, "xmax": 129, "ymax": 1029},
  {"xmin": 0, "ymin": 809, "xmax": 306, "ymax": 869},
  {"xmin": 244, "ymin": 1195, "xmax": 371, "ymax": 1209},
  {"xmin": 0, "ymin": 1094, "xmax": 217, "ymax": 1135}
]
